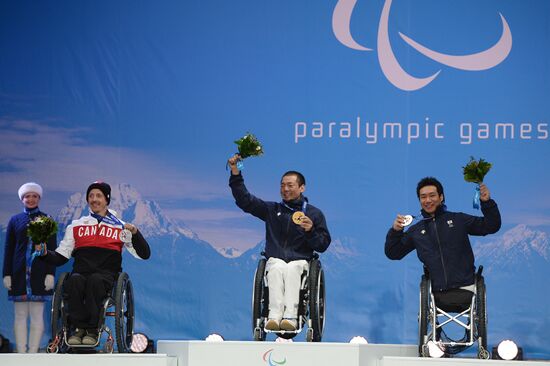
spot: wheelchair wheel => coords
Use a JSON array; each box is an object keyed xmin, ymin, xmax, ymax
[
  {"xmin": 476, "ymin": 276, "xmax": 488, "ymax": 359},
  {"xmin": 114, "ymin": 272, "xmax": 134, "ymax": 353},
  {"xmin": 418, "ymin": 274, "xmax": 430, "ymax": 356},
  {"xmin": 306, "ymin": 259, "xmax": 325, "ymax": 342},
  {"xmin": 49, "ymin": 272, "xmax": 69, "ymax": 351},
  {"xmin": 252, "ymin": 259, "xmax": 267, "ymax": 341}
]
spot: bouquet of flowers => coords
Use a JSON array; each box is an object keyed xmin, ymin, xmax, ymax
[
  {"xmin": 28, "ymin": 216, "xmax": 58, "ymax": 245},
  {"xmin": 463, "ymin": 156, "xmax": 492, "ymax": 183},
  {"xmin": 463, "ymin": 157, "xmax": 492, "ymax": 209},
  {"xmin": 234, "ymin": 133, "xmax": 264, "ymax": 159}
]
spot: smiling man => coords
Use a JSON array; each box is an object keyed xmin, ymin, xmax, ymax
[
  {"xmin": 385, "ymin": 177, "xmax": 501, "ymax": 294},
  {"xmin": 228, "ymin": 154, "xmax": 331, "ymax": 332},
  {"xmin": 38, "ymin": 181, "xmax": 151, "ymax": 346}
]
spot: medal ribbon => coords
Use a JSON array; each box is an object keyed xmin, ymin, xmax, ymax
[
  {"xmin": 281, "ymin": 200, "xmax": 308, "ymax": 214},
  {"xmin": 472, "ymin": 184, "xmax": 480, "ymax": 210},
  {"xmin": 94, "ymin": 211, "xmax": 124, "ymax": 228}
]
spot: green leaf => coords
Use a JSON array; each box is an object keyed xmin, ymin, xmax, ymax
[
  {"xmin": 462, "ymin": 156, "xmax": 492, "ymax": 183},
  {"xmin": 234, "ymin": 132, "xmax": 264, "ymax": 159},
  {"xmin": 27, "ymin": 216, "xmax": 58, "ymax": 244}
]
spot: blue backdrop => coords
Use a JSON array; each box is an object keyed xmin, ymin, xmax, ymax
[{"xmin": 1, "ymin": 0, "xmax": 549, "ymax": 359}]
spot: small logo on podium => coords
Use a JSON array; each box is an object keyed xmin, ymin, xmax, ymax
[{"xmin": 263, "ymin": 348, "xmax": 287, "ymax": 366}]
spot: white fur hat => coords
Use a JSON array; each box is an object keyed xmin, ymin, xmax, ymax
[{"xmin": 18, "ymin": 182, "xmax": 43, "ymax": 200}]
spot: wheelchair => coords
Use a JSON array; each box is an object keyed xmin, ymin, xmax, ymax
[
  {"xmin": 418, "ymin": 266, "xmax": 489, "ymax": 359},
  {"xmin": 252, "ymin": 253, "xmax": 325, "ymax": 342},
  {"xmin": 46, "ymin": 272, "xmax": 134, "ymax": 353}
]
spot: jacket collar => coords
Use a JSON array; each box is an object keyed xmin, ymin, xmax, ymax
[
  {"xmin": 282, "ymin": 195, "xmax": 308, "ymax": 210},
  {"xmin": 421, "ymin": 203, "xmax": 447, "ymax": 218}
]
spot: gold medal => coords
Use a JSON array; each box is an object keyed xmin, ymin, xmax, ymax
[{"xmin": 292, "ymin": 211, "xmax": 305, "ymax": 224}]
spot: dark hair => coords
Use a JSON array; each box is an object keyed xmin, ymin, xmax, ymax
[
  {"xmin": 281, "ymin": 171, "xmax": 306, "ymax": 186},
  {"xmin": 416, "ymin": 177, "xmax": 444, "ymax": 201}
]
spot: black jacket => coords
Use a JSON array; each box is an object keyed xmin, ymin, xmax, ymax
[
  {"xmin": 385, "ymin": 199, "xmax": 501, "ymax": 291},
  {"xmin": 229, "ymin": 173, "xmax": 331, "ymax": 262}
]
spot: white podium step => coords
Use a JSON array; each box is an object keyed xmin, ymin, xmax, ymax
[
  {"xmin": 381, "ymin": 356, "xmax": 550, "ymax": 366},
  {"xmin": 157, "ymin": 340, "xmax": 417, "ymax": 366},
  {"xmin": 0, "ymin": 353, "xmax": 177, "ymax": 366}
]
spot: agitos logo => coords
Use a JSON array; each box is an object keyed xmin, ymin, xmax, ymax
[
  {"xmin": 262, "ymin": 349, "xmax": 287, "ymax": 366},
  {"xmin": 332, "ymin": 0, "xmax": 513, "ymax": 91}
]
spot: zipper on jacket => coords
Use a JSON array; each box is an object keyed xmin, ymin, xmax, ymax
[
  {"xmin": 432, "ymin": 217, "xmax": 448, "ymax": 290},
  {"xmin": 281, "ymin": 210, "xmax": 292, "ymax": 262}
]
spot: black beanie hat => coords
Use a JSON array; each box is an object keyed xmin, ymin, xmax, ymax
[{"xmin": 86, "ymin": 181, "xmax": 111, "ymax": 205}]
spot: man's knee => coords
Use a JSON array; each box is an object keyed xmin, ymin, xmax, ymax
[
  {"xmin": 86, "ymin": 273, "xmax": 111, "ymax": 293},
  {"xmin": 65, "ymin": 273, "xmax": 86, "ymax": 292},
  {"xmin": 266, "ymin": 258, "xmax": 287, "ymax": 276},
  {"xmin": 287, "ymin": 260, "xmax": 309, "ymax": 276}
]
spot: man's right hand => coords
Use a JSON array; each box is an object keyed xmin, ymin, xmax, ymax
[
  {"xmin": 392, "ymin": 214, "xmax": 406, "ymax": 231},
  {"xmin": 34, "ymin": 244, "xmax": 47, "ymax": 256},
  {"xmin": 227, "ymin": 154, "xmax": 241, "ymax": 175}
]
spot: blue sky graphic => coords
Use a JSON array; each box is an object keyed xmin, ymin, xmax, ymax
[{"xmin": 1, "ymin": 0, "xmax": 550, "ymax": 357}]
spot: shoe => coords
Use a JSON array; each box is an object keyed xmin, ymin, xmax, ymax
[
  {"xmin": 280, "ymin": 318, "xmax": 297, "ymax": 331},
  {"xmin": 67, "ymin": 328, "xmax": 86, "ymax": 345},
  {"xmin": 81, "ymin": 330, "xmax": 99, "ymax": 346},
  {"xmin": 265, "ymin": 319, "xmax": 280, "ymax": 331}
]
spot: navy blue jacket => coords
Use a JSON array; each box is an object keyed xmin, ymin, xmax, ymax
[
  {"xmin": 385, "ymin": 199, "xmax": 501, "ymax": 291},
  {"xmin": 3, "ymin": 210, "xmax": 57, "ymax": 300},
  {"xmin": 229, "ymin": 173, "xmax": 331, "ymax": 262}
]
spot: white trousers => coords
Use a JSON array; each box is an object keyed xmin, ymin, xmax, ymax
[
  {"xmin": 14, "ymin": 302, "xmax": 45, "ymax": 353},
  {"xmin": 265, "ymin": 257, "xmax": 309, "ymax": 320}
]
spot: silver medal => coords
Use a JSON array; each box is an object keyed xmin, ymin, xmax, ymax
[
  {"xmin": 120, "ymin": 229, "xmax": 133, "ymax": 243},
  {"xmin": 402, "ymin": 215, "xmax": 413, "ymax": 227}
]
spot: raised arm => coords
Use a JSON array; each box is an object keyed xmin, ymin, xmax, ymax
[
  {"xmin": 465, "ymin": 183, "xmax": 501, "ymax": 235},
  {"xmin": 228, "ymin": 154, "xmax": 269, "ymax": 220}
]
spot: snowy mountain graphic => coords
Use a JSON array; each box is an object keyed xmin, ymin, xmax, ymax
[
  {"xmin": 2, "ymin": 187, "xmax": 550, "ymax": 357},
  {"xmin": 474, "ymin": 224, "xmax": 550, "ymax": 273},
  {"xmin": 57, "ymin": 183, "xmax": 197, "ymax": 239},
  {"xmin": 55, "ymin": 183, "xmax": 255, "ymax": 339},
  {"xmin": 217, "ymin": 247, "xmax": 243, "ymax": 258},
  {"xmin": 472, "ymin": 224, "xmax": 550, "ymax": 357}
]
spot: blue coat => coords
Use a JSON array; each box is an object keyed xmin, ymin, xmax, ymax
[
  {"xmin": 3, "ymin": 210, "xmax": 57, "ymax": 301},
  {"xmin": 385, "ymin": 200, "xmax": 501, "ymax": 291},
  {"xmin": 229, "ymin": 173, "xmax": 331, "ymax": 262}
]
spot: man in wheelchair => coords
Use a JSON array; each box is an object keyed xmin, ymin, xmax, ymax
[
  {"xmin": 384, "ymin": 177, "xmax": 501, "ymax": 356},
  {"xmin": 37, "ymin": 181, "xmax": 150, "ymax": 347},
  {"xmin": 228, "ymin": 155, "xmax": 331, "ymax": 334}
]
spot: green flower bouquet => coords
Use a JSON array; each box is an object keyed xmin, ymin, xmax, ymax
[
  {"xmin": 229, "ymin": 133, "xmax": 264, "ymax": 170},
  {"xmin": 462, "ymin": 157, "xmax": 492, "ymax": 209},
  {"xmin": 28, "ymin": 216, "xmax": 58, "ymax": 260},
  {"xmin": 463, "ymin": 156, "xmax": 492, "ymax": 183},
  {"xmin": 234, "ymin": 133, "xmax": 264, "ymax": 159}
]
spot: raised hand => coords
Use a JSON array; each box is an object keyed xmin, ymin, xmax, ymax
[
  {"xmin": 392, "ymin": 214, "xmax": 406, "ymax": 231},
  {"xmin": 479, "ymin": 183, "xmax": 491, "ymax": 202},
  {"xmin": 227, "ymin": 153, "xmax": 242, "ymax": 175}
]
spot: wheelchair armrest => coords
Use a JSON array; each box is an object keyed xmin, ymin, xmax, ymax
[
  {"xmin": 422, "ymin": 266, "xmax": 430, "ymax": 277},
  {"xmin": 476, "ymin": 265, "xmax": 483, "ymax": 278}
]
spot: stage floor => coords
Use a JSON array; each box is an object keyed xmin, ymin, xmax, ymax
[
  {"xmin": 1, "ymin": 341, "xmax": 549, "ymax": 366},
  {"xmin": 157, "ymin": 340, "xmax": 550, "ymax": 366}
]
